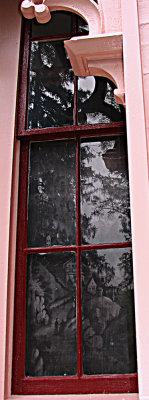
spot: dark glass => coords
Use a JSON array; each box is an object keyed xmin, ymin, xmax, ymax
[
  {"xmin": 31, "ymin": 12, "xmax": 74, "ymax": 38},
  {"xmin": 27, "ymin": 140, "xmax": 76, "ymax": 247},
  {"xmin": 78, "ymin": 77, "xmax": 125, "ymax": 125},
  {"xmin": 25, "ymin": 252, "xmax": 77, "ymax": 376},
  {"xmin": 77, "ymin": 15, "xmax": 89, "ymax": 34},
  {"xmin": 81, "ymin": 136, "xmax": 131, "ymax": 244},
  {"xmin": 27, "ymin": 40, "xmax": 74, "ymax": 129},
  {"xmin": 81, "ymin": 248, "xmax": 137, "ymax": 375}
]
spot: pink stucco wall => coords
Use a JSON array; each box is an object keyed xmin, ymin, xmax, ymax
[
  {"xmin": 138, "ymin": 0, "xmax": 149, "ymax": 153},
  {"xmin": 0, "ymin": 1, "xmax": 21, "ymax": 398},
  {"xmin": 1, "ymin": 1, "xmax": 149, "ymax": 400}
]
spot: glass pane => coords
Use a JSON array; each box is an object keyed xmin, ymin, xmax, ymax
[
  {"xmin": 27, "ymin": 40, "xmax": 74, "ymax": 129},
  {"xmin": 82, "ymin": 248, "xmax": 137, "ymax": 375},
  {"xmin": 25, "ymin": 253, "xmax": 77, "ymax": 376},
  {"xmin": 77, "ymin": 16, "xmax": 89, "ymax": 34},
  {"xmin": 81, "ymin": 136, "xmax": 131, "ymax": 244},
  {"xmin": 31, "ymin": 12, "xmax": 74, "ymax": 38},
  {"xmin": 78, "ymin": 77, "xmax": 125, "ymax": 125},
  {"xmin": 27, "ymin": 140, "xmax": 76, "ymax": 247}
]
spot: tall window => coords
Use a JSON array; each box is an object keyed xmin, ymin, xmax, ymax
[{"xmin": 12, "ymin": 12, "xmax": 137, "ymax": 395}]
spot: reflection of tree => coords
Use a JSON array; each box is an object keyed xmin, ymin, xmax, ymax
[
  {"xmin": 81, "ymin": 138, "xmax": 131, "ymax": 242},
  {"xmin": 118, "ymin": 251, "xmax": 133, "ymax": 288},
  {"xmin": 28, "ymin": 141, "xmax": 76, "ymax": 247},
  {"xmin": 28, "ymin": 42, "xmax": 125, "ymax": 129},
  {"xmin": 78, "ymin": 77, "xmax": 125, "ymax": 124},
  {"xmin": 28, "ymin": 41, "xmax": 74, "ymax": 128}
]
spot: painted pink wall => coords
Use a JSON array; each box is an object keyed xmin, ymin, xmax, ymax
[
  {"xmin": 0, "ymin": 1, "xmax": 21, "ymax": 398},
  {"xmin": 101, "ymin": 0, "xmax": 122, "ymax": 33},
  {"xmin": 1, "ymin": 1, "xmax": 149, "ymax": 400},
  {"xmin": 138, "ymin": 0, "xmax": 149, "ymax": 154}
]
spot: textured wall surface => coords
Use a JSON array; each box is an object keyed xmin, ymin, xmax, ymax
[
  {"xmin": 138, "ymin": 0, "xmax": 149, "ymax": 153},
  {"xmin": 101, "ymin": 0, "xmax": 122, "ymax": 33}
]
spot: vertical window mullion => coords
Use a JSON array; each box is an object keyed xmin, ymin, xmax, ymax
[
  {"xmin": 12, "ymin": 141, "xmax": 29, "ymax": 388},
  {"xmin": 73, "ymin": 75, "xmax": 78, "ymax": 126},
  {"xmin": 76, "ymin": 137, "xmax": 83, "ymax": 376}
]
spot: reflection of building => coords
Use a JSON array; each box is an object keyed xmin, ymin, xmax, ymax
[
  {"xmin": 63, "ymin": 258, "xmax": 76, "ymax": 285},
  {"xmin": 87, "ymin": 277, "xmax": 97, "ymax": 295}
]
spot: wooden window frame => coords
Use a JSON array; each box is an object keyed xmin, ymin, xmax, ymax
[
  {"xmin": 12, "ymin": 15, "xmax": 138, "ymax": 395},
  {"xmin": 2, "ymin": 1, "xmax": 149, "ymax": 400}
]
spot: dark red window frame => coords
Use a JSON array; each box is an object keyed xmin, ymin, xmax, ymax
[{"xmin": 12, "ymin": 16, "xmax": 138, "ymax": 395}]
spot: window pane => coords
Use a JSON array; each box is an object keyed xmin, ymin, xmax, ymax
[
  {"xmin": 78, "ymin": 77, "xmax": 125, "ymax": 125},
  {"xmin": 81, "ymin": 136, "xmax": 131, "ymax": 244},
  {"xmin": 27, "ymin": 140, "xmax": 76, "ymax": 247},
  {"xmin": 82, "ymin": 248, "xmax": 137, "ymax": 375},
  {"xmin": 77, "ymin": 16, "xmax": 89, "ymax": 34},
  {"xmin": 27, "ymin": 40, "xmax": 74, "ymax": 129},
  {"xmin": 31, "ymin": 12, "xmax": 74, "ymax": 38},
  {"xmin": 25, "ymin": 252, "xmax": 77, "ymax": 376}
]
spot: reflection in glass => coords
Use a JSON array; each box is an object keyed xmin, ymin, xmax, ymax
[
  {"xmin": 81, "ymin": 136, "xmax": 131, "ymax": 244},
  {"xmin": 27, "ymin": 140, "xmax": 76, "ymax": 247},
  {"xmin": 28, "ymin": 40, "xmax": 74, "ymax": 129},
  {"xmin": 82, "ymin": 249, "xmax": 137, "ymax": 375},
  {"xmin": 78, "ymin": 77, "xmax": 125, "ymax": 125},
  {"xmin": 25, "ymin": 253, "xmax": 77, "ymax": 376},
  {"xmin": 77, "ymin": 15, "xmax": 89, "ymax": 34}
]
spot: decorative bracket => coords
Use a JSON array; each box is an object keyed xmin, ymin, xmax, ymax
[
  {"xmin": 21, "ymin": 0, "xmax": 51, "ymax": 23},
  {"xmin": 65, "ymin": 33, "xmax": 125, "ymax": 106}
]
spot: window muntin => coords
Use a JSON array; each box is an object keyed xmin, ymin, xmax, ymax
[{"xmin": 12, "ymin": 12, "xmax": 137, "ymax": 395}]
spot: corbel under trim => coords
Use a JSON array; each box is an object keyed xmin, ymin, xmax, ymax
[{"xmin": 64, "ymin": 32, "xmax": 125, "ymax": 106}]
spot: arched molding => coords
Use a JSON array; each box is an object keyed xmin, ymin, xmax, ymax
[
  {"xmin": 21, "ymin": 0, "xmax": 103, "ymax": 35},
  {"xmin": 21, "ymin": 0, "xmax": 125, "ymax": 106}
]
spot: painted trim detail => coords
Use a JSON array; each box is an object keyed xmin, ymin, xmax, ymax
[
  {"xmin": 21, "ymin": 0, "xmax": 103, "ymax": 34},
  {"xmin": 21, "ymin": 0, "xmax": 51, "ymax": 23},
  {"xmin": 20, "ymin": 1, "xmax": 125, "ymax": 105}
]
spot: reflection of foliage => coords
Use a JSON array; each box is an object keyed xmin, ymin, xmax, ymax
[
  {"xmin": 78, "ymin": 77, "xmax": 125, "ymax": 125},
  {"xmin": 28, "ymin": 41, "xmax": 125, "ymax": 129},
  {"xmin": 118, "ymin": 251, "xmax": 133, "ymax": 288},
  {"xmin": 27, "ymin": 260, "xmax": 51, "ymax": 326},
  {"xmin": 81, "ymin": 139, "xmax": 131, "ymax": 242},
  {"xmin": 28, "ymin": 41, "xmax": 74, "ymax": 129},
  {"xmin": 28, "ymin": 141, "xmax": 76, "ymax": 247}
]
